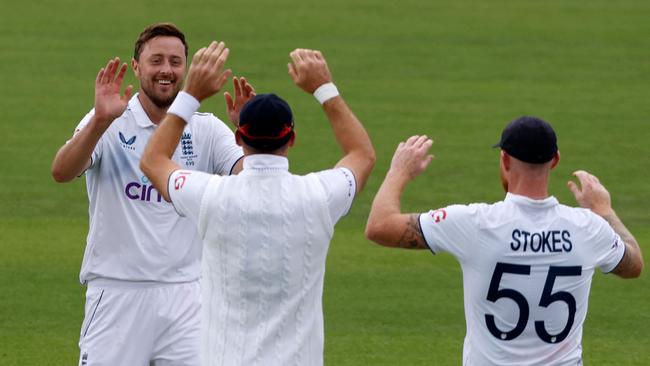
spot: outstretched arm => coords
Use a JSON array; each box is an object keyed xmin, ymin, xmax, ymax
[
  {"xmin": 288, "ymin": 49, "xmax": 375, "ymax": 193},
  {"xmin": 365, "ymin": 135, "xmax": 434, "ymax": 249},
  {"xmin": 140, "ymin": 41, "xmax": 232, "ymax": 202},
  {"xmin": 51, "ymin": 58, "xmax": 133, "ymax": 182},
  {"xmin": 568, "ymin": 170, "xmax": 643, "ymax": 278}
]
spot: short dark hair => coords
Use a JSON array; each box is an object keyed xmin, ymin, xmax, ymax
[{"xmin": 133, "ymin": 23, "xmax": 188, "ymax": 61}]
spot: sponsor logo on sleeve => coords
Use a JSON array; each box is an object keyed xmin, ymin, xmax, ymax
[
  {"xmin": 430, "ymin": 209, "xmax": 447, "ymax": 223},
  {"xmin": 174, "ymin": 171, "xmax": 192, "ymax": 190}
]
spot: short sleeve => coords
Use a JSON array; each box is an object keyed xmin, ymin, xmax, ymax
[
  {"xmin": 314, "ymin": 168, "xmax": 356, "ymax": 223},
  {"xmin": 71, "ymin": 109, "xmax": 103, "ymax": 170},
  {"xmin": 168, "ymin": 170, "xmax": 215, "ymax": 225},
  {"xmin": 418, "ymin": 204, "xmax": 479, "ymax": 260},
  {"xmin": 203, "ymin": 115, "xmax": 243, "ymax": 175},
  {"xmin": 589, "ymin": 214, "xmax": 626, "ymax": 273}
]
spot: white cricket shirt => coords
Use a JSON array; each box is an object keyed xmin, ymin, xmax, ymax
[
  {"xmin": 73, "ymin": 94, "xmax": 243, "ymax": 284},
  {"xmin": 168, "ymin": 154, "xmax": 356, "ymax": 366},
  {"xmin": 419, "ymin": 193, "xmax": 625, "ymax": 366}
]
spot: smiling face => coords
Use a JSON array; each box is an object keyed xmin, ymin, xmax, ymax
[{"xmin": 132, "ymin": 36, "xmax": 186, "ymax": 109}]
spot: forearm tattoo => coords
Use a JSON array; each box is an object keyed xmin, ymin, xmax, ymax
[
  {"xmin": 602, "ymin": 213, "xmax": 641, "ymax": 277},
  {"xmin": 397, "ymin": 214, "xmax": 428, "ymax": 249}
]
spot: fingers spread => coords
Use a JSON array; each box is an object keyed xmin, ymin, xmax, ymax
[
  {"xmin": 405, "ymin": 135, "xmax": 420, "ymax": 146},
  {"xmin": 224, "ymin": 92, "xmax": 234, "ymax": 109},
  {"xmin": 215, "ymin": 69, "xmax": 233, "ymax": 91},
  {"xmin": 414, "ymin": 135, "xmax": 429, "ymax": 148},
  {"xmin": 213, "ymin": 47, "xmax": 229, "ymax": 72},
  {"xmin": 122, "ymin": 84, "xmax": 134, "ymax": 101},
  {"xmin": 193, "ymin": 47, "xmax": 207, "ymax": 64},
  {"xmin": 115, "ymin": 63, "xmax": 128, "ymax": 83},
  {"xmin": 233, "ymin": 77, "xmax": 241, "ymax": 96},
  {"xmin": 96, "ymin": 68, "xmax": 105, "ymax": 84}
]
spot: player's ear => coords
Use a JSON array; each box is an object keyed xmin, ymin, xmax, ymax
[
  {"xmin": 550, "ymin": 151, "xmax": 560, "ymax": 169},
  {"xmin": 500, "ymin": 150, "xmax": 511, "ymax": 171},
  {"xmin": 234, "ymin": 130, "xmax": 243, "ymax": 146},
  {"xmin": 131, "ymin": 58, "xmax": 139, "ymax": 76},
  {"xmin": 288, "ymin": 131, "xmax": 296, "ymax": 147}
]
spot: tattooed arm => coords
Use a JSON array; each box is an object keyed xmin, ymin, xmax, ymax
[
  {"xmin": 365, "ymin": 136, "xmax": 433, "ymax": 249},
  {"xmin": 568, "ymin": 170, "xmax": 643, "ymax": 278},
  {"xmin": 603, "ymin": 212, "xmax": 643, "ymax": 278}
]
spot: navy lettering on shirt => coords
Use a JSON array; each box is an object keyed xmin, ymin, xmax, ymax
[{"xmin": 511, "ymin": 230, "xmax": 572, "ymax": 253}]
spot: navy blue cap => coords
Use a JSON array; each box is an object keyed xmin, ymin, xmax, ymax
[
  {"xmin": 494, "ymin": 116, "xmax": 558, "ymax": 164},
  {"xmin": 238, "ymin": 94, "xmax": 294, "ymax": 151}
]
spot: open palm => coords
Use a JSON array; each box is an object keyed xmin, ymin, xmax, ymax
[{"xmin": 94, "ymin": 57, "xmax": 133, "ymax": 126}]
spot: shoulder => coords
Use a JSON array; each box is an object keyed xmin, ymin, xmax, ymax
[
  {"xmin": 422, "ymin": 202, "xmax": 486, "ymax": 225},
  {"xmin": 313, "ymin": 167, "xmax": 355, "ymax": 188},
  {"xmin": 189, "ymin": 112, "xmax": 233, "ymax": 135},
  {"xmin": 189, "ymin": 112, "xmax": 223, "ymax": 125},
  {"xmin": 555, "ymin": 203, "xmax": 603, "ymax": 228},
  {"xmin": 437, "ymin": 200, "xmax": 511, "ymax": 229}
]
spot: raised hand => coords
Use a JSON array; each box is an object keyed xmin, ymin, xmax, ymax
[
  {"xmin": 184, "ymin": 41, "xmax": 232, "ymax": 102},
  {"xmin": 389, "ymin": 135, "xmax": 435, "ymax": 181},
  {"xmin": 287, "ymin": 48, "xmax": 332, "ymax": 93},
  {"xmin": 224, "ymin": 76, "xmax": 256, "ymax": 126},
  {"xmin": 567, "ymin": 170, "xmax": 614, "ymax": 217},
  {"xmin": 94, "ymin": 57, "xmax": 133, "ymax": 127}
]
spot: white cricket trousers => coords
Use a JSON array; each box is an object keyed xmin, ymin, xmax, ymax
[{"xmin": 78, "ymin": 279, "xmax": 201, "ymax": 366}]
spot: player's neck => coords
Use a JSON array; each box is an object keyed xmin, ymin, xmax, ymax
[
  {"xmin": 507, "ymin": 178, "xmax": 550, "ymax": 200},
  {"xmin": 137, "ymin": 93, "xmax": 167, "ymax": 125}
]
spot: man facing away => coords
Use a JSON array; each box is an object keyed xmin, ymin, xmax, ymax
[
  {"xmin": 365, "ymin": 117, "xmax": 643, "ymax": 365},
  {"xmin": 140, "ymin": 42, "xmax": 375, "ymax": 365},
  {"xmin": 51, "ymin": 23, "xmax": 255, "ymax": 365}
]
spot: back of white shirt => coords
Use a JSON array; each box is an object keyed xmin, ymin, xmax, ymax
[
  {"xmin": 419, "ymin": 193, "xmax": 625, "ymax": 366},
  {"xmin": 73, "ymin": 94, "xmax": 242, "ymax": 283},
  {"xmin": 169, "ymin": 154, "xmax": 356, "ymax": 366}
]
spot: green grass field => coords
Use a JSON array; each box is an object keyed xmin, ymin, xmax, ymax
[{"xmin": 1, "ymin": 0, "xmax": 649, "ymax": 364}]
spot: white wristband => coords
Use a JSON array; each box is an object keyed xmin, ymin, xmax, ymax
[
  {"xmin": 167, "ymin": 91, "xmax": 200, "ymax": 123},
  {"xmin": 313, "ymin": 83, "xmax": 339, "ymax": 105}
]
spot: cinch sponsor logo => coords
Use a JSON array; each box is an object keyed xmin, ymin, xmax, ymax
[{"xmin": 124, "ymin": 175, "xmax": 162, "ymax": 202}]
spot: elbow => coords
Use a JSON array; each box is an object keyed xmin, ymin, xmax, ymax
[
  {"xmin": 364, "ymin": 219, "xmax": 389, "ymax": 246},
  {"xmin": 365, "ymin": 147, "xmax": 377, "ymax": 172},
  {"xmin": 51, "ymin": 165, "xmax": 73, "ymax": 183},
  {"xmin": 630, "ymin": 259, "xmax": 643, "ymax": 279},
  {"xmin": 364, "ymin": 223, "xmax": 378, "ymax": 243},
  {"xmin": 628, "ymin": 245, "xmax": 644, "ymax": 279}
]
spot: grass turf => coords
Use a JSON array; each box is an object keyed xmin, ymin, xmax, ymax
[{"xmin": 1, "ymin": 0, "xmax": 649, "ymax": 364}]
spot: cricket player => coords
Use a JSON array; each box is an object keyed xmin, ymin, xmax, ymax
[
  {"xmin": 51, "ymin": 23, "xmax": 255, "ymax": 365},
  {"xmin": 140, "ymin": 42, "xmax": 375, "ymax": 365},
  {"xmin": 365, "ymin": 117, "xmax": 643, "ymax": 365}
]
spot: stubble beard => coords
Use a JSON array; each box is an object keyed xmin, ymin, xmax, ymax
[{"xmin": 141, "ymin": 81, "xmax": 182, "ymax": 109}]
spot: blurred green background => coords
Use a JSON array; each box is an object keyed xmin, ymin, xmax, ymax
[{"xmin": 1, "ymin": 0, "xmax": 648, "ymax": 364}]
